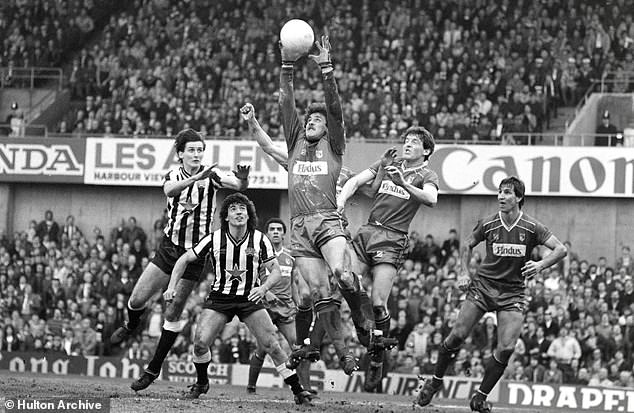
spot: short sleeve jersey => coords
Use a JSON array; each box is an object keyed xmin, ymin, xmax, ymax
[
  {"xmin": 472, "ymin": 212, "xmax": 552, "ymax": 286},
  {"xmin": 260, "ymin": 246, "xmax": 294, "ymax": 301},
  {"xmin": 367, "ymin": 160, "xmax": 439, "ymax": 234},
  {"xmin": 193, "ymin": 228, "xmax": 275, "ymax": 298}
]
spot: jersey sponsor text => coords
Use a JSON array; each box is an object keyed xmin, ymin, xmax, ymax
[
  {"xmin": 292, "ymin": 161, "xmax": 328, "ymax": 175},
  {"xmin": 378, "ymin": 180, "xmax": 410, "ymax": 200},
  {"xmin": 492, "ymin": 243, "xmax": 526, "ymax": 257}
]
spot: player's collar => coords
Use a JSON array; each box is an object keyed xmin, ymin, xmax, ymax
[
  {"xmin": 180, "ymin": 165, "xmax": 203, "ymax": 177},
  {"xmin": 498, "ymin": 211, "xmax": 523, "ymax": 232},
  {"xmin": 227, "ymin": 229, "xmax": 249, "ymax": 246},
  {"xmin": 401, "ymin": 160, "xmax": 428, "ymax": 173}
]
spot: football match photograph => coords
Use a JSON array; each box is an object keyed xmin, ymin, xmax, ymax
[{"xmin": 1, "ymin": 0, "xmax": 634, "ymax": 412}]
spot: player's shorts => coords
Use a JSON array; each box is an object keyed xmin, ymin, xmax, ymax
[
  {"xmin": 203, "ymin": 293, "xmax": 264, "ymax": 321},
  {"xmin": 290, "ymin": 210, "xmax": 348, "ymax": 258},
  {"xmin": 264, "ymin": 296, "xmax": 297, "ymax": 325},
  {"xmin": 466, "ymin": 276, "xmax": 527, "ymax": 313},
  {"xmin": 352, "ymin": 223, "xmax": 409, "ymax": 268},
  {"xmin": 152, "ymin": 236, "xmax": 205, "ymax": 282}
]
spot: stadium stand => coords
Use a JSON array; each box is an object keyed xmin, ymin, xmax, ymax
[
  {"xmin": 54, "ymin": 0, "xmax": 634, "ymax": 143},
  {"xmin": 0, "ymin": 209, "xmax": 633, "ymax": 388}
]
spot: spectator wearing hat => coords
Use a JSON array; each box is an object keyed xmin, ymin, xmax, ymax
[{"xmin": 595, "ymin": 110, "xmax": 621, "ymax": 146}]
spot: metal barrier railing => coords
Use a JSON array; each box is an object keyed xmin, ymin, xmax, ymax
[
  {"xmin": 0, "ymin": 123, "xmax": 48, "ymax": 137},
  {"xmin": 0, "ymin": 67, "xmax": 64, "ymax": 90}
]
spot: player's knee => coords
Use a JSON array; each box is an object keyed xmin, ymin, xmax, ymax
[
  {"xmin": 193, "ymin": 343, "xmax": 209, "ymax": 357},
  {"xmin": 441, "ymin": 334, "xmax": 464, "ymax": 353},
  {"xmin": 495, "ymin": 348, "xmax": 514, "ymax": 365}
]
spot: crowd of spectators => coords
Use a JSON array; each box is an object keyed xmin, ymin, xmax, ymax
[
  {"xmin": 1, "ymin": 208, "xmax": 633, "ymax": 390},
  {"xmin": 0, "ymin": 0, "xmax": 127, "ymax": 87},
  {"xmin": 56, "ymin": 0, "xmax": 634, "ymax": 144}
]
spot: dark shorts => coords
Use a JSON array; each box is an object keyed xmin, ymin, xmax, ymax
[
  {"xmin": 203, "ymin": 293, "xmax": 265, "ymax": 321},
  {"xmin": 265, "ymin": 296, "xmax": 297, "ymax": 325},
  {"xmin": 466, "ymin": 276, "xmax": 527, "ymax": 313},
  {"xmin": 152, "ymin": 236, "xmax": 206, "ymax": 282},
  {"xmin": 352, "ymin": 224, "xmax": 409, "ymax": 268},
  {"xmin": 290, "ymin": 210, "xmax": 347, "ymax": 258}
]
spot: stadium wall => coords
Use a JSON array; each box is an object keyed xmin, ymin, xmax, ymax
[{"xmin": 2, "ymin": 184, "xmax": 633, "ymax": 264}]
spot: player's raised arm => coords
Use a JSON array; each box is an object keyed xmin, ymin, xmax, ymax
[
  {"xmin": 308, "ymin": 35, "xmax": 345, "ymax": 155},
  {"xmin": 278, "ymin": 43, "xmax": 303, "ymax": 151},
  {"xmin": 164, "ymin": 164, "xmax": 221, "ymax": 197},
  {"xmin": 213, "ymin": 165, "xmax": 251, "ymax": 191},
  {"xmin": 240, "ymin": 103, "xmax": 288, "ymax": 168},
  {"xmin": 337, "ymin": 168, "xmax": 376, "ymax": 214},
  {"xmin": 384, "ymin": 165, "xmax": 438, "ymax": 207},
  {"xmin": 521, "ymin": 234, "xmax": 567, "ymax": 278}
]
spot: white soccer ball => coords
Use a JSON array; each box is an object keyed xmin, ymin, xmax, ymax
[{"xmin": 280, "ymin": 19, "xmax": 314, "ymax": 58}]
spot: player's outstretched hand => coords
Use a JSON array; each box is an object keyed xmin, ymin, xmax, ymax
[
  {"xmin": 521, "ymin": 260, "xmax": 543, "ymax": 279},
  {"xmin": 193, "ymin": 164, "xmax": 219, "ymax": 182},
  {"xmin": 381, "ymin": 147, "xmax": 398, "ymax": 167},
  {"xmin": 384, "ymin": 165, "xmax": 405, "ymax": 186},
  {"xmin": 456, "ymin": 274, "xmax": 471, "ymax": 292},
  {"xmin": 308, "ymin": 35, "xmax": 331, "ymax": 66},
  {"xmin": 163, "ymin": 288, "xmax": 176, "ymax": 302},
  {"xmin": 248, "ymin": 286, "xmax": 267, "ymax": 303},
  {"xmin": 233, "ymin": 164, "xmax": 251, "ymax": 180},
  {"xmin": 240, "ymin": 103, "xmax": 255, "ymax": 121},
  {"xmin": 279, "ymin": 40, "xmax": 303, "ymax": 63}
]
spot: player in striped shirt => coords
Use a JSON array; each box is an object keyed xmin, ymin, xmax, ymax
[
  {"xmin": 162, "ymin": 193, "xmax": 314, "ymax": 404},
  {"xmin": 109, "ymin": 129, "xmax": 250, "ymax": 391},
  {"xmin": 338, "ymin": 126, "xmax": 439, "ymax": 391},
  {"xmin": 417, "ymin": 176, "xmax": 567, "ymax": 413}
]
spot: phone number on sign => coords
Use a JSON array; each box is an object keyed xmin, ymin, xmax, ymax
[{"xmin": 249, "ymin": 175, "xmax": 280, "ymax": 185}]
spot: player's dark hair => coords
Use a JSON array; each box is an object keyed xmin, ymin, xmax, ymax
[
  {"xmin": 264, "ymin": 217, "xmax": 286, "ymax": 233},
  {"xmin": 220, "ymin": 193, "xmax": 258, "ymax": 232},
  {"xmin": 401, "ymin": 126, "xmax": 435, "ymax": 160},
  {"xmin": 499, "ymin": 176, "xmax": 525, "ymax": 208},
  {"xmin": 174, "ymin": 128, "xmax": 205, "ymax": 162},
  {"xmin": 304, "ymin": 102, "xmax": 328, "ymax": 128}
]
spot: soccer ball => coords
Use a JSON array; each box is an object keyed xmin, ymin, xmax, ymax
[{"xmin": 280, "ymin": 19, "xmax": 314, "ymax": 58}]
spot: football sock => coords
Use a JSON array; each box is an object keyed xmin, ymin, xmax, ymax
[
  {"xmin": 479, "ymin": 354, "xmax": 507, "ymax": 395},
  {"xmin": 276, "ymin": 364, "xmax": 303, "ymax": 395},
  {"xmin": 295, "ymin": 306, "xmax": 313, "ymax": 345},
  {"xmin": 433, "ymin": 336, "xmax": 462, "ymax": 381},
  {"xmin": 193, "ymin": 350, "xmax": 211, "ymax": 385},
  {"xmin": 308, "ymin": 314, "xmax": 326, "ymax": 350},
  {"xmin": 373, "ymin": 306, "xmax": 391, "ymax": 337},
  {"xmin": 247, "ymin": 352, "xmax": 265, "ymax": 388},
  {"xmin": 126, "ymin": 300, "xmax": 146, "ymax": 331},
  {"xmin": 315, "ymin": 298, "xmax": 346, "ymax": 357},
  {"xmin": 296, "ymin": 360, "xmax": 311, "ymax": 389},
  {"xmin": 146, "ymin": 328, "xmax": 178, "ymax": 374}
]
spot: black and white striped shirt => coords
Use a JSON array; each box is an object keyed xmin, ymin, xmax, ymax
[
  {"xmin": 193, "ymin": 228, "xmax": 275, "ymax": 298},
  {"xmin": 163, "ymin": 165, "xmax": 221, "ymax": 249}
]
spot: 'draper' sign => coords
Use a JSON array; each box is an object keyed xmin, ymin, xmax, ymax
[{"xmin": 84, "ymin": 138, "xmax": 287, "ymax": 188}]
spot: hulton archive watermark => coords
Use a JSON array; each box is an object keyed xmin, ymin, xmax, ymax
[{"xmin": 3, "ymin": 398, "xmax": 110, "ymax": 413}]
